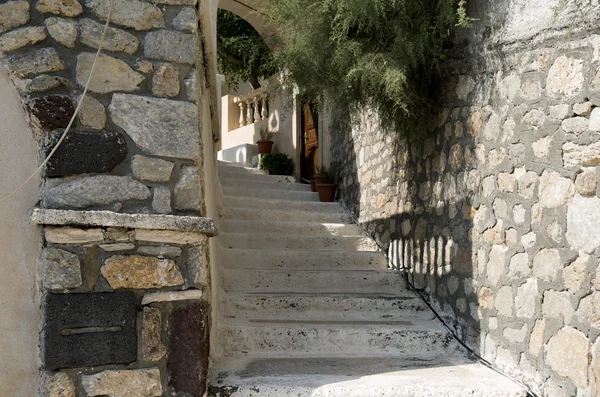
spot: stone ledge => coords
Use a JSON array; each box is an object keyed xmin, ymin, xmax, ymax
[{"xmin": 30, "ymin": 208, "xmax": 218, "ymax": 237}]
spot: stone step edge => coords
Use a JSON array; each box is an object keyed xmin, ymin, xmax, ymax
[
  {"xmin": 219, "ymin": 232, "xmax": 373, "ymax": 240},
  {"xmin": 219, "ymin": 317, "xmax": 447, "ymax": 331},
  {"xmin": 30, "ymin": 208, "xmax": 218, "ymax": 236},
  {"xmin": 221, "ymin": 267, "xmax": 397, "ymax": 274},
  {"xmin": 219, "ymin": 219, "xmax": 361, "ymax": 229},
  {"xmin": 223, "ymin": 195, "xmax": 342, "ymax": 208}
]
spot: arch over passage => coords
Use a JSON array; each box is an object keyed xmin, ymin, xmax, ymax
[{"xmin": 217, "ymin": 0, "xmax": 271, "ymax": 38}]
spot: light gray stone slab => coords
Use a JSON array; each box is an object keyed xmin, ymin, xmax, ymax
[
  {"xmin": 36, "ymin": 0, "xmax": 83, "ymax": 16},
  {"xmin": 144, "ymin": 29, "xmax": 197, "ymax": 65},
  {"xmin": 567, "ymin": 194, "xmax": 600, "ymax": 253},
  {"xmin": 31, "ymin": 208, "xmax": 218, "ymax": 235},
  {"xmin": 43, "ymin": 175, "xmax": 151, "ymax": 209},
  {"xmin": 184, "ymin": 69, "xmax": 196, "ymax": 102},
  {"xmin": 78, "ymin": 94, "xmax": 106, "ymax": 130},
  {"xmin": 41, "ymin": 247, "xmax": 82, "ymax": 290},
  {"xmin": 99, "ymin": 243, "xmax": 136, "ymax": 252},
  {"xmin": 109, "ymin": 94, "xmax": 199, "ymax": 159},
  {"xmin": 14, "ymin": 74, "xmax": 71, "ymax": 93},
  {"xmin": 85, "ymin": 0, "xmax": 164, "ymax": 31},
  {"xmin": 545, "ymin": 326, "xmax": 590, "ymax": 388},
  {"xmin": 76, "ymin": 53, "xmax": 144, "ymax": 93},
  {"xmin": 563, "ymin": 141, "xmax": 600, "ymax": 167},
  {"xmin": 152, "ymin": 187, "xmax": 172, "ymax": 214},
  {"xmin": 45, "ymin": 17, "xmax": 77, "ymax": 48},
  {"xmin": 171, "ymin": 7, "xmax": 196, "ymax": 33},
  {"xmin": 131, "ymin": 155, "xmax": 174, "ymax": 182},
  {"xmin": 151, "ymin": 0, "xmax": 196, "ymax": 4},
  {"xmin": 0, "ymin": 26, "xmax": 46, "ymax": 53},
  {"xmin": 137, "ymin": 245, "xmax": 182, "ymax": 257},
  {"xmin": 174, "ymin": 165, "xmax": 201, "ymax": 211},
  {"xmin": 538, "ymin": 170, "xmax": 574, "ymax": 208},
  {"xmin": 0, "ymin": 1, "xmax": 30, "ymax": 34},
  {"xmin": 141, "ymin": 289, "xmax": 202, "ymax": 305},
  {"xmin": 79, "ymin": 18, "xmax": 139, "ymax": 54},
  {"xmin": 135, "ymin": 229, "xmax": 207, "ymax": 244},
  {"xmin": 3, "ymin": 47, "xmax": 65, "ymax": 78},
  {"xmin": 82, "ymin": 369, "xmax": 162, "ymax": 397}
]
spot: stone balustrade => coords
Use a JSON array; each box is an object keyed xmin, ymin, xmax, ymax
[{"xmin": 233, "ymin": 87, "xmax": 268, "ymax": 128}]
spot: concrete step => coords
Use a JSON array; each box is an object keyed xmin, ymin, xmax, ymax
[
  {"xmin": 208, "ymin": 357, "xmax": 527, "ymax": 397},
  {"xmin": 221, "ymin": 248, "xmax": 389, "ymax": 270},
  {"xmin": 221, "ymin": 293, "xmax": 433, "ymax": 322},
  {"xmin": 220, "ymin": 177, "xmax": 311, "ymax": 192},
  {"xmin": 217, "ymin": 161, "xmax": 249, "ymax": 169},
  {"xmin": 219, "ymin": 220, "xmax": 363, "ymax": 236},
  {"xmin": 219, "ymin": 233, "xmax": 379, "ymax": 251},
  {"xmin": 221, "ymin": 269, "xmax": 406, "ymax": 294},
  {"xmin": 220, "ymin": 207, "xmax": 351, "ymax": 223},
  {"xmin": 216, "ymin": 319, "xmax": 456, "ymax": 358},
  {"xmin": 223, "ymin": 196, "xmax": 342, "ymax": 213},
  {"xmin": 223, "ymin": 186, "xmax": 319, "ymax": 202},
  {"xmin": 219, "ymin": 171, "xmax": 295, "ymax": 183},
  {"xmin": 217, "ymin": 165, "xmax": 267, "ymax": 176}
]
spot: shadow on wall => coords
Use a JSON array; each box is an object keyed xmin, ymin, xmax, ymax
[{"xmin": 331, "ymin": 101, "xmax": 481, "ymax": 349}]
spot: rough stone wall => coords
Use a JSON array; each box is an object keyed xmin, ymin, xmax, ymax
[
  {"xmin": 0, "ymin": 0, "xmax": 203, "ymax": 215},
  {"xmin": 332, "ymin": 1, "xmax": 600, "ymax": 396},
  {"xmin": 0, "ymin": 0, "xmax": 216, "ymax": 395}
]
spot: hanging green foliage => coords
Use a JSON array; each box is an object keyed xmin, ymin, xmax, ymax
[
  {"xmin": 260, "ymin": 0, "xmax": 473, "ymax": 140},
  {"xmin": 217, "ymin": 9, "xmax": 276, "ymax": 90}
]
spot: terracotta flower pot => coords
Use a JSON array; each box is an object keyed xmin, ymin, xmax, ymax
[
  {"xmin": 256, "ymin": 140, "xmax": 274, "ymax": 154},
  {"xmin": 316, "ymin": 183, "xmax": 337, "ymax": 202},
  {"xmin": 313, "ymin": 174, "xmax": 326, "ymax": 186},
  {"xmin": 310, "ymin": 180, "xmax": 317, "ymax": 192}
]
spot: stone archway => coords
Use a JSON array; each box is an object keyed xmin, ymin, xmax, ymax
[{"xmin": 0, "ymin": 1, "xmax": 218, "ymax": 396}]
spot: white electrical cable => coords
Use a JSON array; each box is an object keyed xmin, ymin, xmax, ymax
[{"xmin": 0, "ymin": 0, "xmax": 115, "ymax": 206}]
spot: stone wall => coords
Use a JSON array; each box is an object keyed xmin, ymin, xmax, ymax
[
  {"xmin": 0, "ymin": 0, "xmax": 217, "ymax": 395},
  {"xmin": 332, "ymin": 1, "xmax": 600, "ymax": 396}
]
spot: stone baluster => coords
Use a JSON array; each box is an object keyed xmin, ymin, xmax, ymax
[
  {"xmin": 238, "ymin": 101, "xmax": 245, "ymax": 127},
  {"xmin": 253, "ymin": 96, "xmax": 260, "ymax": 123},
  {"xmin": 246, "ymin": 99, "xmax": 253, "ymax": 125},
  {"xmin": 261, "ymin": 94, "xmax": 268, "ymax": 120}
]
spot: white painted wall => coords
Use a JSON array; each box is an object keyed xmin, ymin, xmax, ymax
[{"xmin": 0, "ymin": 66, "xmax": 41, "ymax": 395}]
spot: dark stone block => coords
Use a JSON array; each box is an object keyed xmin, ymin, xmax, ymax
[
  {"xmin": 27, "ymin": 95, "xmax": 75, "ymax": 130},
  {"xmin": 45, "ymin": 130, "xmax": 128, "ymax": 177},
  {"xmin": 167, "ymin": 303, "xmax": 209, "ymax": 397},
  {"xmin": 43, "ymin": 292, "xmax": 137, "ymax": 370}
]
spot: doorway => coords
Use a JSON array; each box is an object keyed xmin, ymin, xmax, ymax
[{"xmin": 300, "ymin": 103, "xmax": 319, "ymax": 182}]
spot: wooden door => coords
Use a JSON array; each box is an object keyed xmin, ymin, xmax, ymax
[{"xmin": 301, "ymin": 104, "xmax": 319, "ymax": 181}]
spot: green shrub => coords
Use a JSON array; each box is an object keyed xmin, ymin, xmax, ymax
[
  {"xmin": 261, "ymin": 0, "xmax": 473, "ymax": 140},
  {"xmin": 260, "ymin": 153, "xmax": 295, "ymax": 176}
]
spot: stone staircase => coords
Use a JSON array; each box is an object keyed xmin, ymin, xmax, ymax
[{"xmin": 208, "ymin": 161, "xmax": 526, "ymax": 397}]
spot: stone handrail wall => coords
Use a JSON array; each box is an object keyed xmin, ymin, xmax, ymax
[
  {"xmin": 332, "ymin": 1, "xmax": 600, "ymax": 395},
  {"xmin": 0, "ymin": 0, "xmax": 216, "ymax": 395},
  {"xmin": 233, "ymin": 86, "xmax": 268, "ymax": 128}
]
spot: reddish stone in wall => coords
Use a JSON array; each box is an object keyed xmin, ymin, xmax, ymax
[
  {"xmin": 167, "ymin": 303, "xmax": 209, "ymax": 397},
  {"xmin": 27, "ymin": 95, "xmax": 75, "ymax": 130}
]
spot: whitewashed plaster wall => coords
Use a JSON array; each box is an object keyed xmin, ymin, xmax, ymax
[{"xmin": 0, "ymin": 64, "xmax": 42, "ymax": 396}]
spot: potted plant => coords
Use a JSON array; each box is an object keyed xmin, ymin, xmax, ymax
[
  {"xmin": 313, "ymin": 165, "xmax": 328, "ymax": 187},
  {"xmin": 316, "ymin": 166, "xmax": 337, "ymax": 202},
  {"xmin": 257, "ymin": 128, "xmax": 275, "ymax": 155},
  {"xmin": 260, "ymin": 153, "xmax": 294, "ymax": 176}
]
